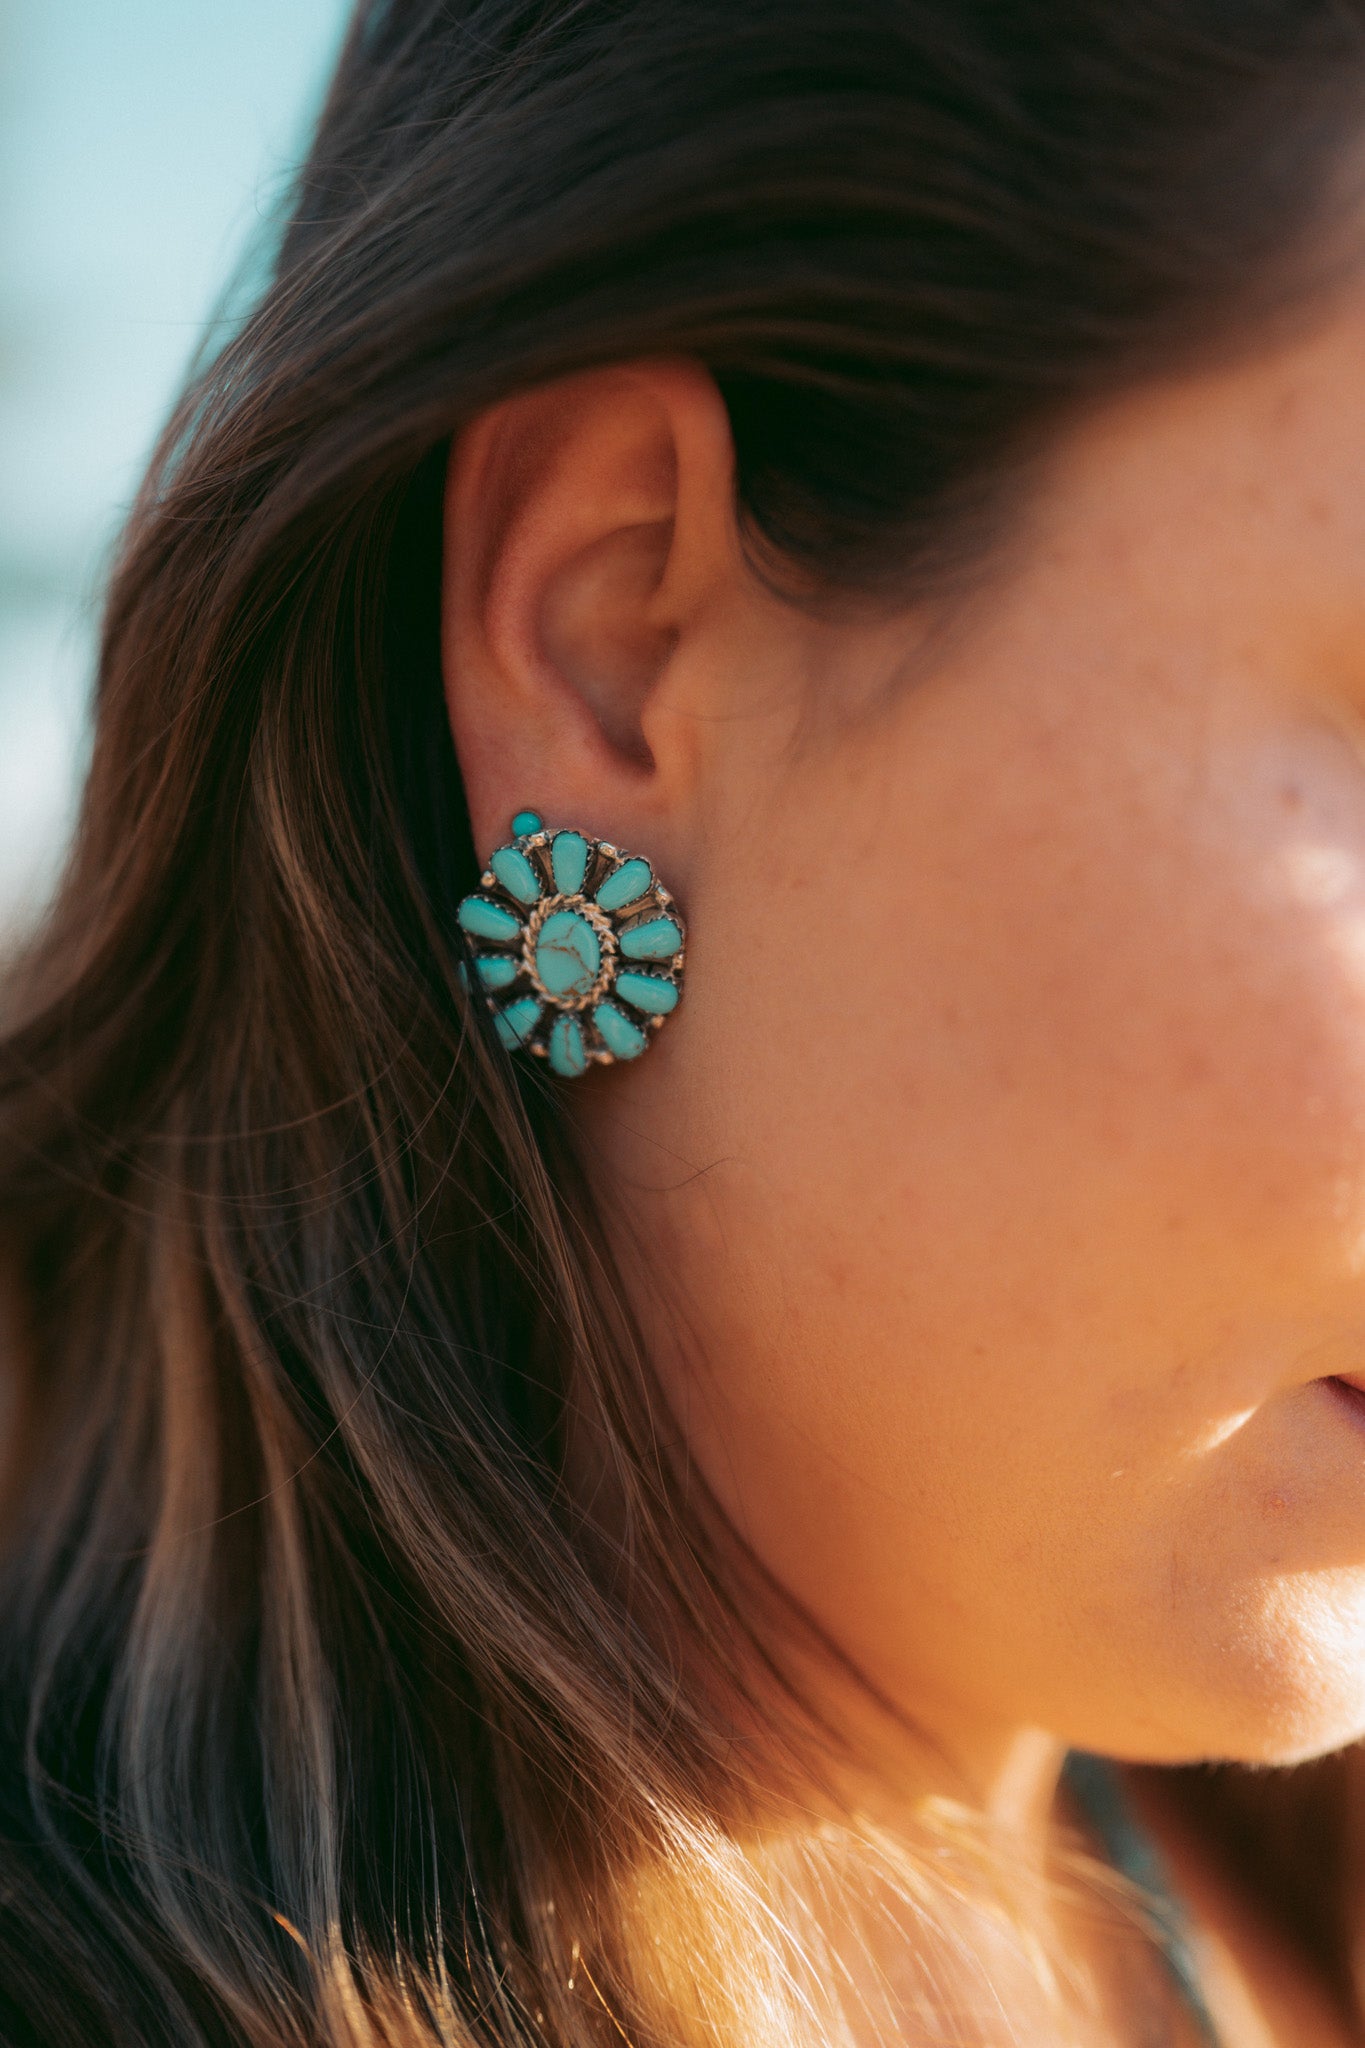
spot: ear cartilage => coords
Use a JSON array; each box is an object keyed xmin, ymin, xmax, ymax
[{"xmin": 457, "ymin": 811, "xmax": 685, "ymax": 1076}]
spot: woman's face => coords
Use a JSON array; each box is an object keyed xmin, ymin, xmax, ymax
[{"xmin": 549, "ymin": 299, "xmax": 1365, "ymax": 1780}]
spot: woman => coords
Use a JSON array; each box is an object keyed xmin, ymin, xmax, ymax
[{"xmin": 4, "ymin": 0, "xmax": 1365, "ymax": 2040}]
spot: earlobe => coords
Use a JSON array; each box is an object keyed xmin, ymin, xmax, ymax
[{"xmin": 440, "ymin": 359, "xmax": 738, "ymax": 864}]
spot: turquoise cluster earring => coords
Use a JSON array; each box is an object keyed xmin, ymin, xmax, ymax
[{"xmin": 457, "ymin": 810, "xmax": 685, "ymax": 1077}]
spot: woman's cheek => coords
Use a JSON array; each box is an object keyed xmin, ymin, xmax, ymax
[
  {"xmin": 686, "ymin": 703, "xmax": 1365, "ymax": 1392},
  {"xmin": 905, "ymin": 714, "xmax": 1365, "ymax": 1316},
  {"xmin": 633, "ymin": 721, "xmax": 1365, "ymax": 1760}
]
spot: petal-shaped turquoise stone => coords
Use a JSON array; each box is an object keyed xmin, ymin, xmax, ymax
[
  {"xmin": 494, "ymin": 996, "xmax": 542, "ymax": 1049},
  {"xmin": 489, "ymin": 846, "xmax": 544, "ymax": 905},
  {"xmin": 548, "ymin": 1014, "xmax": 588, "ymax": 1078},
  {"xmin": 459, "ymin": 895, "xmax": 522, "ymax": 944},
  {"xmin": 595, "ymin": 857, "xmax": 652, "ymax": 913},
  {"xmin": 551, "ymin": 830, "xmax": 590, "ymax": 896},
  {"xmin": 593, "ymin": 999, "xmax": 647, "ymax": 1061},
  {"xmin": 618, "ymin": 915, "xmax": 682, "ymax": 961},
  {"xmin": 511, "ymin": 810, "xmax": 543, "ymax": 838},
  {"xmin": 615, "ymin": 970, "xmax": 679, "ymax": 1016},
  {"xmin": 474, "ymin": 954, "xmax": 519, "ymax": 991},
  {"xmin": 534, "ymin": 909, "xmax": 601, "ymax": 999}
]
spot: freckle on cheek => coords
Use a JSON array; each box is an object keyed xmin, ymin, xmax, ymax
[{"xmin": 1264, "ymin": 1492, "xmax": 1291, "ymax": 1519}]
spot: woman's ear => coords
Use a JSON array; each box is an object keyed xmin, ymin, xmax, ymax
[{"xmin": 441, "ymin": 358, "xmax": 740, "ymax": 865}]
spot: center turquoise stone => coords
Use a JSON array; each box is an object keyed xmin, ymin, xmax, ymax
[{"xmin": 533, "ymin": 908, "xmax": 601, "ymax": 1000}]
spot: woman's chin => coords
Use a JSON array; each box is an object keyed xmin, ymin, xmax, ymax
[{"xmin": 1127, "ymin": 1582, "xmax": 1365, "ymax": 1769}]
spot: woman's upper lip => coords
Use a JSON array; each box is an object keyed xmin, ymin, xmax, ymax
[{"xmin": 1329, "ymin": 1373, "xmax": 1365, "ymax": 1396}]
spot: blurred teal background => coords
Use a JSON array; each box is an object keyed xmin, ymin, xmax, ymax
[{"xmin": 0, "ymin": 0, "xmax": 350, "ymax": 929}]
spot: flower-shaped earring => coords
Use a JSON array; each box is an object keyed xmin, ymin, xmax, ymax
[{"xmin": 457, "ymin": 810, "xmax": 685, "ymax": 1077}]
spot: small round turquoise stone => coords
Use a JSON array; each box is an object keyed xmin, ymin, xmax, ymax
[
  {"xmin": 474, "ymin": 954, "xmax": 519, "ymax": 991},
  {"xmin": 548, "ymin": 1013, "xmax": 588, "ymax": 1078},
  {"xmin": 618, "ymin": 915, "xmax": 682, "ymax": 961},
  {"xmin": 494, "ymin": 996, "xmax": 542, "ymax": 1049},
  {"xmin": 534, "ymin": 908, "xmax": 601, "ymax": 999},
  {"xmin": 615, "ymin": 970, "xmax": 678, "ymax": 1016},
  {"xmin": 593, "ymin": 999, "xmax": 647, "ymax": 1061},
  {"xmin": 511, "ymin": 809, "xmax": 543, "ymax": 838},
  {"xmin": 489, "ymin": 845, "xmax": 544, "ymax": 905},
  {"xmin": 458, "ymin": 895, "xmax": 522, "ymax": 944},
  {"xmin": 551, "ymin": 830, "xmax": 590, "ymax": 896},
  {"xmin": 595, "ymin": 858, "xmax": 652, "ymax": 913}
]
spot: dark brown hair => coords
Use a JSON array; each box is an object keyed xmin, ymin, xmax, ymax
[{"xmin": 1, "ymin": 3, "xmax": 1365, "ymax": 2041}]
